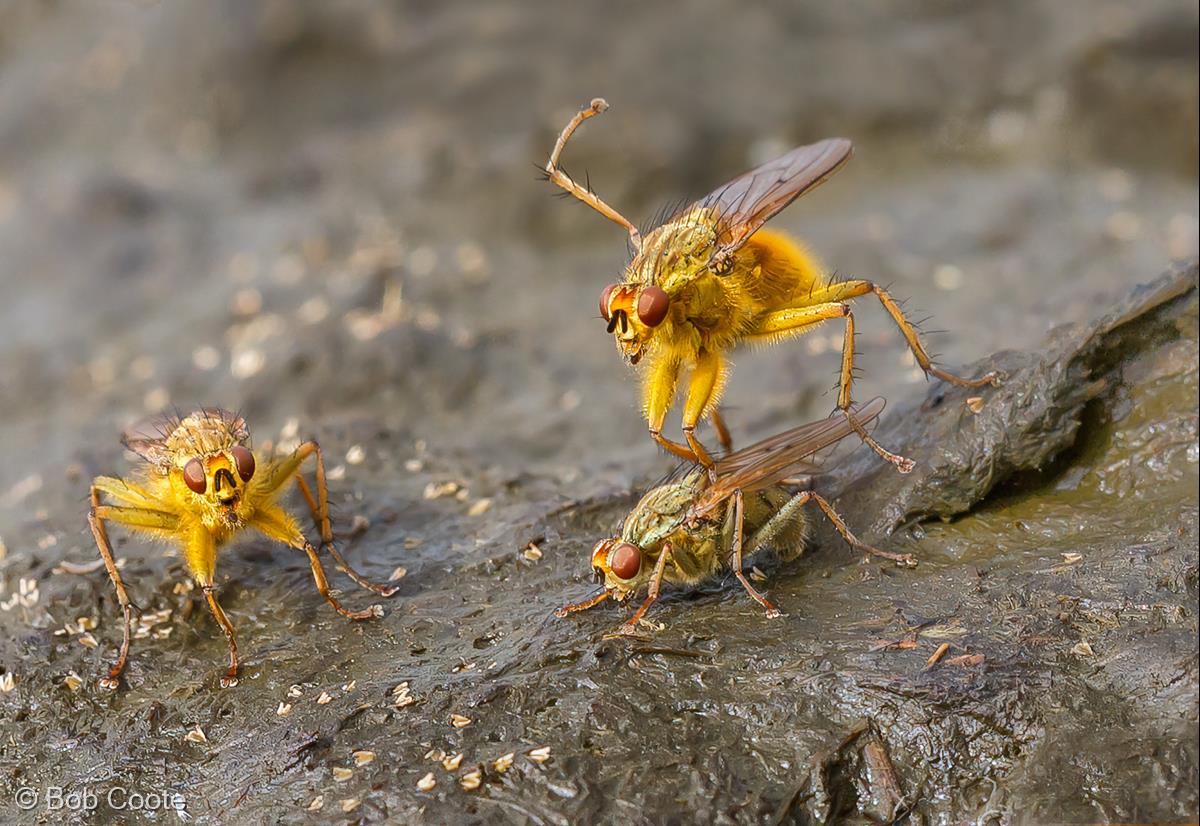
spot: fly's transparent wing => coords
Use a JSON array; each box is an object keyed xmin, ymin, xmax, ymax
[
  {"xmin": 691, "ymin": 397, "xmax": 885, "ymax": 516},
  {"xmin": 690, "ymin": 138, "xmax": 852, "ymax": 263}
]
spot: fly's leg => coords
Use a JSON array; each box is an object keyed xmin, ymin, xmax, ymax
[
  {"xmin": 808, "ymin": 279, "xmax": 1001, "ymax": 388},
  {"xmin": 88, "ymin": 487, "xmax": 133, "ymax": 691},
  {"xmin": 644, "ymin": 353, "xmax": 701, "ymax": 463},
  {"xmin": 555, "ymin": 589, "xmax": 611, "ymax": 618},
  {"xmin": 544, "ymin": 98, "xmax": 642, "ymax": 248},
  {"xmin": 616, "ymin": 541, "xmax": 673, "ymax": 635},
  {"xmin": 88, "ymin": 485, "xmax": 179, "ymax": 691},
  {"xmin": 291, "ymin": 440, "xmax": 399, "ymax": 597},
  {"xmin": 680, "ymin": 350, "xmax": 728, "ymax": 474},
  {"xmin": 201, "ymin": 585, "xmax": 239, "ymax": 688},
  {"xmin": 748, "ymin": 302, "xmax": 915, "ymax": 473},
  {"xmin": 710, "ymin": 407, "xmax": 734, "ymax": 454},
  {"xmin": 743, "ymin": 488, "xmax": 811, "ymax": 561},
  {"xmin": 298, "ymin": 541, "xmax": 384, "ymax": 621},
  {"xmin": 836, "ymin": 311, "xmax": 915, "ymax": 472},
  {"xmin": 728, "ymin": 490, "xmax": 783, "ymax": 618},
  {"xmin": 800, "ymin": 491, "xmax": 917, "ymax": 567}
]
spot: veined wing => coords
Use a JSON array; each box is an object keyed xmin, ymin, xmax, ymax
[
  {"xmin": 690, "ymin": 138, "xmax": 852, "ymax": 266},
  {"xmin": 690, "ymin": 397, "xmax": 885, "ymax": 518}
]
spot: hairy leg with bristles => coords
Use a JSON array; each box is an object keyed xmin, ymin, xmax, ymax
[
  {"xmin": 299, "ymin": 542, "xmax": 384, "ymax": 621},
  {"xmin": 680, "ymin": 349, "xmax": 727, "ymax": 472},
  {"xmin": 644, "ymin": 353, "xmax": 699, "ymax": 463},
  {"xmin": 201, "ymin": 585, "xmax": 240, "ymax": 688},
  {"xmin": 555, "ymin": 589, "xmax": 611, "ymax": 618},
  {"xmin": 744, "ymin": 487, "xmax": 810, "ymax": 560},
  {"xmin": 796, "ymin": 490, "xmax": 916, "ymax": 566},
  {"xmin": 748, "ymin": 301, "xmax": 915, "ymax": 472},
  {"xmin": 805, "ymin": 279, "xmax": 1001, "ymax": 388},
  {"xmin": 728, "ymin": 490, "xmax": 783, "ymax": 617},
  {"xmin": 617, "ymin": 542, "xmax": 673, "ymax": 635},
  {"xmin": 291, "ymin": 440, "xmax": 399, "ymax": 597},
  {"xmin": 544, "ymin": 98, "xmax": 642, "ymax": 248},
  {"xmin": 249, "ymin": 503, "xmax": 384, "ymax": 621},
  {"xmin": 88, "ymin": 486, "xmax": 179, "ymax": 690}
]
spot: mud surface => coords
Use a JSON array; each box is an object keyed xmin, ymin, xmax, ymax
[{"xmin": 1, "ymin": 2, "xmax": 1197, "ymax": 824}]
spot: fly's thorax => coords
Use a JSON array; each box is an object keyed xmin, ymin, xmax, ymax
[
  {"xmin": 164, "ymin": 410, "xmax": 249, "ymax": 463},
  {"xmin": 623, "ymin": 479, "xmax": 701, "ymax": 548},
  {"xmin": 629, "ymin": 212, "xmax": 719, "ymax": 292}
]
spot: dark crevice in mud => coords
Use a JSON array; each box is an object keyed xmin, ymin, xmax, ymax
[{"xmin": 981, "ymin": 394, "xmax": 1111, "ymax": 508}]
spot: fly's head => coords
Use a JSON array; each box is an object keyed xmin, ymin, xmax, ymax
[
  {"xmin": 589, "ymin": 537, "xmax": 649, "ymax": 601},
  {"xmin": 164, "ymin": 413, "xmax": 258, "ymax": 525},
  {"xmin": 599, "ymin": 215, "xmax": 716, "ymax": 365},
  {"xmin": 598, "ymin": 282, "xmax": 668, "ymax": 366}
]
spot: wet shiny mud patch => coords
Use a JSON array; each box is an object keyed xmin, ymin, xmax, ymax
[{"xmin": 0, "ymin": 264, "xmax": 1196, "ymax": 823}]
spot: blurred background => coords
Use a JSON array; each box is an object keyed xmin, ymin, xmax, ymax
[
  {"xmin": 0, "ymin": 0, "xmax": 1196, "ymax": 544},
  {"xmin": 0, "ymin": 3, "xmax": 1196, "ymax": 821}
]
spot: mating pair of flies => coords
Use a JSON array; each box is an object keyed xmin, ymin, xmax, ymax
[{"xmin": 85, "ymin": 98, "xmax": 995, "ymax": 689}]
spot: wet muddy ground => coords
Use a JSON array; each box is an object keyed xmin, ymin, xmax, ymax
[{"xmin": 1, "ymin": 2, "xmax": 1198, "ymax": 824}]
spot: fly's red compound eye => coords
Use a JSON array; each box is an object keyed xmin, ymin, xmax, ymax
[
  {"xmin": 610, "ymin": 542, "xmax": 642, "ymax": 580},
  {"xmin": 230, "ymin": 445, "xmax": 255, "ymax": 482},
  {"xmin": 599, "ymin": 283, "xmax": 619, "ymax": 321},
  {"xmin": 183, "ymin": 459, "xmax": 207, "ymax": 494},
  {"xmin": 636, "ymin": 286, "xmax": 670, "ymax": 327}
]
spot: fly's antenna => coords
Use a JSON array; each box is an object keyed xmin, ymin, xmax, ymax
[{"xmin": 544, "ymin": 98, "xmax": 642, "ymax": 251}]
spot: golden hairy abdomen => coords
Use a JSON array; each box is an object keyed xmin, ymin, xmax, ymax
[{"xmin": 732, "ymin": 229, "xmax": 827, "ymax": 311}]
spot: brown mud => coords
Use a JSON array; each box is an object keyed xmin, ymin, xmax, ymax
[{"xmin": 1, "ymin": 2, "xmax": 1197, "ymax": 824}]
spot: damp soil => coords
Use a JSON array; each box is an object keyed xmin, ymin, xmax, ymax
[{"xmin": 1, "ymin": 3, "xmax": 1197, "ymax": 824}]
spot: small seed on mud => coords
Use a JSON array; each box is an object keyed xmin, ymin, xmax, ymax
[
  {"xmin": 332, "ymin": 766, "xmax": 353, "ymax": 782},
  {"xmin": 307, "ymin": 795, "xmax": 324, "ymax": 811},
  {"xmin": 1060, "ymin": 552, "xmax": 1083, "ymax": 564},
  {"xmin": 442, "ymin": 752, "xmax": 463, "ymax": 771},
  {"xmin": 492, "ymin": 752, "xmax": 515, "ymax": 773},
  {"xmin": 424, "ymin": 748, "xmax": 445, "ymax": 761},
  {"xmin": 459, "ymin": 769, "xmax": 483, "ymax": 791},
  {"xmin": 450, "ymin": 714, "xmax": 472, "ymax": 728},
  {"xmin": 0, "ymin": 673, "xmax": 15, "ymax": 692},
  {"xmin": 468, "ymin": 498, "xmax": 493, "ymax": 516},
  {"xmin": 317, "ymin": 691, "xmax": 333, "ymax": 705},
  {"xmin": 185, "ymin": 725, "xmax": 207, "ymax": 744},
  {"xmin": 417, "ymin": 772, "xmax": 437, "ymax": 791},
  {"xmin": 342, "ymin": 680, "xmax": 357, "ymax": 693},
  {"xmin": 1072, "ymin": 641, "xmax": 1095, "ymax": 657},
  {"xmin": 64, "ymin": 672, "xmax": 83, "ymax": 692},
  {"xmin": 389, "ymin": 566, "xmax": 408, "ymax": 581},
  {"xmin": 423, "ymin": 480, "xmax": 461, "ymax": 500},
  {"xmin": 966, "ymin": 396, "xmax": 985, "ymax": 413},
  {"xmin": 340, "ymin": 798, "xmax": 361, "ymax": 813},
  {"xmin": 353, "ymin": 750, "xmax": 375, "ymax": 766},
  {"xmin": 276, "ymin": 702, "xmax": 293, "ymax": 717},
  {"xmin": 749, "ymin": 566, "xmax": 767, "ymax": 583},
  {"xmin": 523, "ymin": 543, "xmax": 543, "ymax": 562},
  {"xmin": 528, "ymin": 746, "xmax": 552, "ymax": 763},
  {"xmin": 345, "ymin": 445, "xmax": 366, "ymax": 465},
  {"xmin": 287, "ymin": 684, "xmax": 303, "ymax": 698},
  {"xmin": 78, "ymin": 633, "xmax": 98, "ymax": 649}
]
